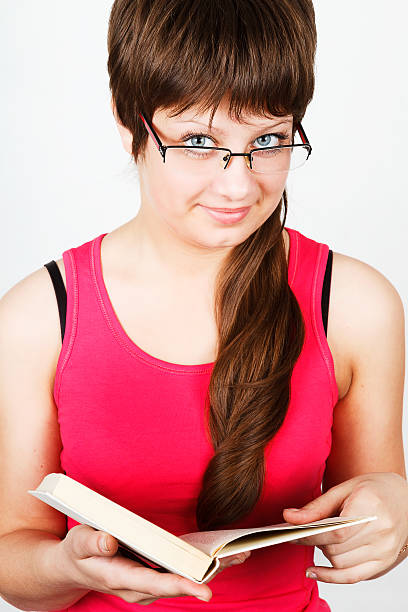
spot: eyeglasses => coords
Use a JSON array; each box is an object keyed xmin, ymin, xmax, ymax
[{"xmin": 138, "ymin": 112, "xmax": 312, "ymax": 175}]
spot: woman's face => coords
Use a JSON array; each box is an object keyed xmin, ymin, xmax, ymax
[{"xmin": 121, "ymin": 98, "xmax": 293, "ymax": 252}]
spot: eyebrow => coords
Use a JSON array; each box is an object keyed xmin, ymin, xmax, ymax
[{"xmin": 175, "ymin": 118, "xmax": 291, "ymax": 134}]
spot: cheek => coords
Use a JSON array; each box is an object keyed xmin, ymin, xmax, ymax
[
  {"xmin": 260, "ymin": 173, "xmax": 287, "ymax": 198},
  {"xmin": 149, "ymin": 167, "xmax": 207, "ymax": 214},
  {"xmin": 252, "ymin": 176, "xmax": 288, "ymax": 226}
]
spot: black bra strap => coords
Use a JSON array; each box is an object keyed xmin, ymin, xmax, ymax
[
  {"xmin": 44, "ymin": 261, "xmax": 67, "ymax": 343},
  {"xmin": 44, "ymin": 250, "xmax": 334, "ymax": 344},
  {"xmin": 321, "ymin": 249, "xmax": 333, "ymax": 337}
]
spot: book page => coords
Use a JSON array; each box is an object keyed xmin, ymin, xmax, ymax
[{"xmin": 179, "ymin": 515, "xmax": 377, "ymax": 557}]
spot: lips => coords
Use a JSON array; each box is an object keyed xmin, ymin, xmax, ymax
[
  {"xmin": 199, "ymin": 205, "xmax": 251, "ymax": 225},
  {"xmin": 201, "ymin": 206, "xmax": 250, "ymax": 213}
]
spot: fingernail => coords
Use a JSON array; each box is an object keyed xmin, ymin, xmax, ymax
[
  {"xmin": 100, "ymin": 537, "xmax": 109, "ymax": 552},
  {"xmin": 286, "ymin": 508, "xmax": 300, "ymax": 511},
  {"xmin": 306, "ymin": 570, "xmax": 317, "ymax": 579},
  {"xmin": 196, "ymin": 595, "xmax": 211, "ymax": 602}
]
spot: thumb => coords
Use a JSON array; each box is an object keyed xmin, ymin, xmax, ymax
[
  {"xmin": 283, "ymin": 481, "xmax": 354, "ymax": 523},
  {"xmin": 64, "ymin": 524, "xmax": 118, "ymax": 559},
  {"xmin": 97, "ymin": 531, "xmax": 119, "ymax": 556}
]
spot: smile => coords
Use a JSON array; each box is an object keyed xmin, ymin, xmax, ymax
[{"xmin": 199, "ymin": 205, "xmax": 251, "ymax": 224}]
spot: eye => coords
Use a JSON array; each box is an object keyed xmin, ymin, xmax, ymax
[
  {"xmin": 181, "ymin": 132, "xmax": 214, "ymax": 147},
  {"xmin": 253, "ymin": 132, "xmax": 290, "ymax": 148},
  {"xmin": 179, "ymin": 130, "xmax": 291, "ymax": 148}
]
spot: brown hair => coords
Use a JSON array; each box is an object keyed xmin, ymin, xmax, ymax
[{"xmin": 107, "ymin": 0, "xmax": 316, "ymax": 531}]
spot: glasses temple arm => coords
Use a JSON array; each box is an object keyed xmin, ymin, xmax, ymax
[
  {"xmin": 138, "ymin": 112, "xmax": 166, "ymax": 155},
  {"xmin": 296, "ymin": 122, "xmax": 310, "ymax": 147}
]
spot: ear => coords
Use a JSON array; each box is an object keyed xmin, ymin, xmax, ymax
[{"xmin": 110, "ymin": 96, "xmax": 133, "ymax": 155}]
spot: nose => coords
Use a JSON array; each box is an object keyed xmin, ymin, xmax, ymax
[{"xmin": 212, "ymin": 152, "xmax": 254, "ymax": 201}]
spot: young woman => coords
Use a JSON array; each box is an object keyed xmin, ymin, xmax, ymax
[{"xmin": 0, "ymin": 0, "xmax": 407, "ymax": 610}]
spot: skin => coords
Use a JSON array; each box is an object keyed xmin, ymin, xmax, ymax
[
  {"xmin": 92, "ymin": 97, "xmax": 295, "ymax": 369},
  {"xmin": 0, "ymin": 95, "xmax": 406, "ymax": 598},
  {"xmin": 128, "ymin": 100, "xmax": 290, "ymax": 277},
  {"xmin": 108, "ymin": 97, "xmax": 292, "ymax": 289}
]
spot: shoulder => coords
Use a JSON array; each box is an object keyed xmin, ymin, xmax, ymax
[
  {"xmin": 0, "ymin": 261, "xmax": 65, "ymax": 387},
  {"xmin": 331, "ymin": 250, "xmax": 403, "ymax": 321},
  {"xmin": 0, "ymin": 257, "xmax": 67, "ymax": 310},
  {"xmin": 330, "ymin": 250, "xmax": 404, "ymax": 373}
]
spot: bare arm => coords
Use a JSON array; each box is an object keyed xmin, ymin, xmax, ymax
[
  {"xmin": 0, "ymin": 265, "xmax": 88, "ymax": 609},
  {"xmin": 0, "ymin": 529, "xmax": 90, "ymax": 611},
  {"xmin": 322, "ymin": 252, "xmax": 407, "ymax": 576},
  {"xmin": 322, "ymin": 253, "xmax": 406, "ymax": 489},
  {"xmin": 0, "ymin": 264, "xmax": 221, "ymax": 608}
]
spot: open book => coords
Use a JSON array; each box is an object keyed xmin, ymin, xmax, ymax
[{"xmin": 29, "ymin": 473, "xmax": 377, "ymax": 584}]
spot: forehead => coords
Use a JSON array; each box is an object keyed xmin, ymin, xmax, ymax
[{"xmin": 154, "ymin": 100, "xmax": 293, "ymax": 131}]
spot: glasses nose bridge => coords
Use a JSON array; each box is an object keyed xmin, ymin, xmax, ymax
[{"xmin": 222, "ymin": 151, "xmax": 252, "ymax": 171}]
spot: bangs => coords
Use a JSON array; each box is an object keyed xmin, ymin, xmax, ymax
[
  {"xmin": 141, "ymin": 0, "xmax": 316, "ymax": 127},
  {"xmin": 108, "ymin": 0, "xmax": 316, "ymax": 150}
]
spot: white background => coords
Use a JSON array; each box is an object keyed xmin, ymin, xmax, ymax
[{"xmin": 1, "ymin": 1, "xmax": 407, "ymax": 610}]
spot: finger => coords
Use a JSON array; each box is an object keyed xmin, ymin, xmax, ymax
[
  {"xmin": 108, "ymin": 588, "xmax": 190, "ymax": 604},
  {"xmin": 289, "ymin": 533, "xmax": 340, "ymax": 546},
  {"xmin": 290, "ymin": 526, "xmax": 372, "ymax": 549},
  {"xmin": 305, "ymin": 559, "xmax": 383, "ymax": 584},
  {"xmin": 327, "ymin": 543, "xmax": 380, "ymax": 569},
  {"xmin": 97, "ymin": 532, "xmax": 119, "ymax": 556},
  {"xmin": 120, "ymin": 567, "xmax": 213, "ymax": 602},
  {"xmin": 208, "ymin": 552, "xmax": 251, "ymax": 580},
  {"xmin": 220, "ymin": 552, "xmax": 251, "ymax": 568},
  {"xmin": 108, "ymin": 589, "xmax": 160, "ymax": 605},
  {"xmin": 283, "ymin": 510, "xmax": 364, "ymax": 541},
  {"xmin": 67, "ymin": 525, "xmax": 119, "ymax": 559},
  {"xmin": 88, "ymin": 548, "xmax": 211, "ymax": 602}
]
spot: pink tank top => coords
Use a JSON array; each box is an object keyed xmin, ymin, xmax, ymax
[{"xmin": 54, "ymin": 227, "xmax": 337, "ymax": 611}]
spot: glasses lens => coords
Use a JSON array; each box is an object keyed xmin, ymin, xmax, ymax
[
  {"xmin": 165, "ymin": 147, "xmax": 229, "ymax": 175},
  {"xmin": 251, "ymin": 145, "xmax": 310, "ymax": 174},
  {"xmin": 164, "ymin": 145, "xmax": 310, "ymax": 175}
]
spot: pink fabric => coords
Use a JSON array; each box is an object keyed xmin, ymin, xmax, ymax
[{"xmin": 53, "ymin": 227, "xmax": 337, "ymax": 611}]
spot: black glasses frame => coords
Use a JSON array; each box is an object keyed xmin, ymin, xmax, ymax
[{"xmin": 138, "ymin": 112, "xmax": 312, "ymax": 172}]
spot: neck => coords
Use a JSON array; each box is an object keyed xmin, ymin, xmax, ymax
[
  {"xmin": 107, "ymin": 209, "xmax": 289, "ymax": 286},
  {"xmin": 124, "ymin": 208, "xmax": 234, "ymax": 283}
]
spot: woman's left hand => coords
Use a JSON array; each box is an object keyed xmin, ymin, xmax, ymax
[{"xmin": 283, "ymin": 472, "xmax": 408, "ymax": 584}]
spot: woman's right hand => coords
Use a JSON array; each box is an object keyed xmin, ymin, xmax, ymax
[{"xmin": 55, "ymin": 524, "xmax": 250, "ymax": 606}]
